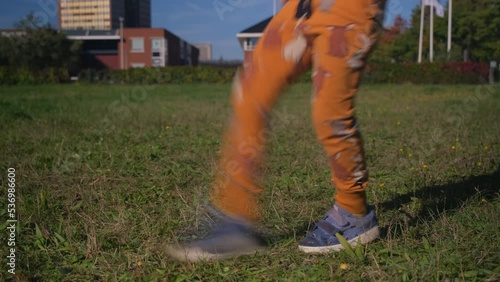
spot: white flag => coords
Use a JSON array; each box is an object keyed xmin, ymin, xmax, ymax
[{"xmin": 423, "ymin": 0, "xmax": 444, "ymax": 17}]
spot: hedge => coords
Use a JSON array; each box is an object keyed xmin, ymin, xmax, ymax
[
  {"xmin": 0, "ymin": 63, "xmax": 490, "ymax": 85},
  {"xmin": 77, "ymin": 63, "xmax": 491, "ymax": 85},
  {"xmin": 0, "ymin": 67, "xmax": 70, "ymax": 85},
  {"xmin": 362, "ymin": 62, "xmax": 490, "ymax": 84},
  {"xmin": 78, "ymin": 66, "xmax": 236, "ymax": 84}
]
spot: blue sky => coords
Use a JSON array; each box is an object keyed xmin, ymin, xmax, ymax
[{"xmin": 0, "ymin": 0, "xmax": 423, "ymax": 60}]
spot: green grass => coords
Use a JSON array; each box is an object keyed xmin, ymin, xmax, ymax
[{"xmin": 0, "ymin": 83, "xmax": 499, "ymax": 281}]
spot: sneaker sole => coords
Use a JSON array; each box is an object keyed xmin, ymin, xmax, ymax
[
  {"xmin": 298, "ymin": 226, "xmax": 380, "ymax": 254},
  {"xmin": 166, "ymin": 245, "xmax": 266, "ymax": 262}
]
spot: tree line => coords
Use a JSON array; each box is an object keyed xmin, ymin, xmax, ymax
[
  {"xmin": 0, "ymin": 13, "xmax": 81, "ymax": 73},
  {"xmin": 371, "ymin": 0, "xmax": 499, "ymax": 63}
]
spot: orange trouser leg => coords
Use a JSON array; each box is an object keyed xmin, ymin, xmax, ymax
[
  {"xmin": 211, "ymin": 0, "xmax": 385, "ymax": 221},
  {"xmin": 307, "ymin": 0, "xmax": 385, "ymax": 215},
  {"xmin": 210, "ymin": 0, "xmax": 312, "ymax": 222}
]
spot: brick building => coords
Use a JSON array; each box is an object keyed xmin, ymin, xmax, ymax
[{"xmin": 65, "ymin": 28, "xmax": 199, "ymax": 69}]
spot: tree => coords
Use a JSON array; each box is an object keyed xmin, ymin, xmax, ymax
[
  {"xmin": 369, "ymin": 15, "xmax": 409, "ymax": 63},
  {"xmin": 453, "ymin": 0, "xmax": 500, "ymax": 62},
  {"xmin": 389, "ymin": 0, "xmax": 499, "ymax": 63},
  {"xmin": 0, "ymin": 12, "xmax": 81, "ymax": 71}
]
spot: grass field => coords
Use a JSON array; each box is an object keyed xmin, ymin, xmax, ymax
[{"xmin": 0, "ymin": 83, "xmax": 499, "ymax": 281}]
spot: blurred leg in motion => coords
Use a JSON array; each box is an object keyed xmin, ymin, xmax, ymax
[
  {"xmin": 167, "ymin": 0, "xmax": 312, "ymax": 262},
  {"xmin": 211, "ymin": 0, "xmax": 312, "ymax": 222}
]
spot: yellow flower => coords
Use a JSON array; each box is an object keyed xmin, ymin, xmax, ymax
[
  {"xmin": 408, "ymin": 153, "xmax": 413, "ymax": 158},
  {"xmin": 399, "ymin": 148, "xmax": 404, "ymax": 153},
  {"xmin": 423, "ymin": 164, "xmax": 428, "ymax": 169},
  {"xmin": 165, "ymin": 125, "xmax": 171, "ymax": 130},
  {"xmin": 481, "ymin": 198, "xmax": 488, "ymax": 203},
  {"xmin": 396, "ymin": 121, "xmax": 401, "ymax": 125},
  {"xmin": 379, "ymin": 183, "xmax": 385, "ymax": 188},
  {"xmin": 451, "ymin": 145, "xmax": 456, "ymax": 150},
  {"xmin": 477, "ymin": 162, "xmax": 482, "ymax": 167},
  {"xmin": 484, "ymin": 146, "xmax": 489, "ymax": 151},
  {"xmin": 339, "ymin": 263, "xmax": 350, "ymax": 270},
  {"xmin": 137, "ymin": 261, "xmax": 143, "ymax": 267}
]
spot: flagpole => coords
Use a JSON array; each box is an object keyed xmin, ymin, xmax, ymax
[
  {"xmin": 418, "ymin": 1, "xmax": 425, "ymax": 63},
  {"xmin": 447, "ymin": 0, "xmax": 452, "ymax": 54},
  {"xmin": 430, "ymin": 1, "xmax": 434, "ymax": 62}
]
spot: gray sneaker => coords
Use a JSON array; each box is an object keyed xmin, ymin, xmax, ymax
[
  {"xmin": 299, "ymin": 203, "xmax": 380, "ymax": 253},
  {"xmin": 166, "ymin": 217, "xmax": 265, "ymax": 262}
]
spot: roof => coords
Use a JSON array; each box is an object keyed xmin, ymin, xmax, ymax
[
  {"xmin": 62, "ymin": 29, "xmax": 120, "ymax": 40},
  {"xmin": 62, "ymin": 29, "xmax": 119, "ymax": 36},
  {"xmin": 239, "ymin": 16, "xmax": 273, "ymax": 34}
]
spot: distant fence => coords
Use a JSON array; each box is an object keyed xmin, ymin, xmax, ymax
[{"xmin": 0, "ymin": 63, "xmax": 491, "ymax": 85}]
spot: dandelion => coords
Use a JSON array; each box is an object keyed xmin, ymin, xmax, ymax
[
  {"xmin": 451, "ymin": 145, "xmax": 456, "ymax": 150},
  {"xmin": 339, "ymin": 263, "xmax": 350, "ymax": 270},
  {"xmin": 477, "ymin": 162, "xmax": 482, "ymax": 167},
  {"xmin": 399, "ymin": 148, "xmax": 404, "ymax": 153},
  {"xmin": 396, "ymin": 121, "xmax": 401, "ymax": 125},
  {"xmin": 423, "ymin": 164, "xmax": 428, "ymax": 169},
  {"xmin": 484, "ymin": 146, "xmax": 489, "ymax": 151},
  {"xmin": 408, "ymin": 153, "xmax": 413, "ymax": 158},
  {"xmin": 379, "ymin": 183, "xmax": 385, "ymax": 188},
  {"xmin": 165, "ymin": 125, "xmax": 171, "ymax": 130}
]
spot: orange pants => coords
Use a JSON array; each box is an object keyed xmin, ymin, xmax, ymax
[{"xmin": 211, "ymin": 0, "xmax": 386, "ymax": 222}]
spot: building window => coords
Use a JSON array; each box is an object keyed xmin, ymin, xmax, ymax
[
  {"xmin": 150, "ymin": 38, "xmax": 166, "ymax": 67},
  {"xmin": 244, "ymin": 37, "xmax": 259, "ymax": 51},
  {"xmin": 151, "ymin": 38, "xmax": 162, "ymax": 51},
  {"xmin": 179, "ymin": 40, "xmax": 185, "ymax": 60},
  {"xmin": 130, "ymin": 38, "xmax": 144, "ymax": 53}
]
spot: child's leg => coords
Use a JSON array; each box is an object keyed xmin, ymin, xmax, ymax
[
  {"xmin": 295, "ymin": 0, "xmax": 385, "ymax": 253},
  {"xmin": 307, "ymin": 0, "xmax": 385, "ymax": 215},
  {"xmin": 210, "ymin": 0, "xmax": 312, "ymax": 222}
]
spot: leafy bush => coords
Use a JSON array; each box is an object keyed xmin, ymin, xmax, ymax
[
  {"xmin": 0, "ymin": 67, "xmax": 70, "ymax": 85},
  {"xmin": 0, "ymin": 63, "xmax": 490, "ymax": 85},
  {"xmin": 363, "ymin": 62, "xmax": 489, "ymax": 84},
  {"xmin": 77, "ymin": 67, "xmax": 237, "ymax": 84}
]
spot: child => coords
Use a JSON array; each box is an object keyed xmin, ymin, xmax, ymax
[{"xmin": 168, "ymin": 0, "xmax": 386, "ymax": 261}]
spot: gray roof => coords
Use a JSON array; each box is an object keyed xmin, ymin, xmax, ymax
[
  {"xmin": 61, "ymin": 29, "xmax": 119, "ymax": 36},
  {"xmin": 240, "ymin": 17, "xmax": 272, "ymax": 34}
]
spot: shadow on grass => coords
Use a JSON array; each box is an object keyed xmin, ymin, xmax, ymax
[
  {"xmin": 378, "ymin": 169, "xmax": 500, "ymax": 238},
  {"xmin": 271, "ymin": 170, "xmax": 499, "ymax": 244}
]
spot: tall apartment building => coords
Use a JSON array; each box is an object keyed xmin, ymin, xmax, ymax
[
  {"xmin": 59, "ymin": 0, "xmax": 151, "ymax": 30},
  {"xmin": 124, "ymin": 0, "xmax": 151, "ymax": 28},
  {"xmin": 193, "ymin": 43, "xmax": 212, "ymax": 62}
]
